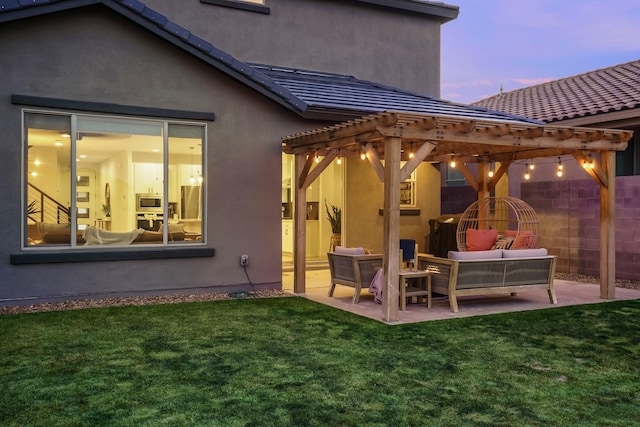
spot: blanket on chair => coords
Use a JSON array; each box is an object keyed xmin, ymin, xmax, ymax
[
  {"xmin": 368, "ymin": 268, "xmax": 384, "ymax": 304},
  {"xmin": 83, "ymin": 226, "xmax": 145, "ymax": 246}
]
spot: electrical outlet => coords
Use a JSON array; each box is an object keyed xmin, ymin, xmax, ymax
[{"xmin": 240, "ymin": 254, "xmax": 249, "ymax": 266}]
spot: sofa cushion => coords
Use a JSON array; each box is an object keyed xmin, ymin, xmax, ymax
[
  {"xmin": 448, "ymin": 249, "xmax": 503, "ymax": 260},
  {"xmin": 335, "ymin": 246, "xmax": 366, "ymax": 255},
  {"xmin": 37, "ymin": 222, "xmax": 70, "ymax": 235},
  {"xmin": 502, "ymin": 248, "xmax": 548, "ymax": 258},
  {"xmin": 466, "ymin": 228, "xmax": 498, "ymax": 251},
  {"xmin": 133, "ymin": 231, "xmax": 186, "ymax": 243},
  {"xmin": 42, "ymin": 231, "xmax": 86, "ymax": 244},
  {"xmin": 158, "ymin": 222, "xmax": 185, "ymax": 233}
]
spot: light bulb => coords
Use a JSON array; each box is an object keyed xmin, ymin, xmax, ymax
[
  {"xmin": 450, "ymin": 159, "xmax": 456, "ymax": 168},
  {"xmin": 557, "ymin": 170, "xmax": 563, "ymax": 177},
  {"xmin": 524, "ymin": 172, "xmax": 530, "ymax": 180},
  {"xmin": 529, "ymin": 162, "xmax": 535, "ymax": 170},
  {"xmin": 337, "ymin": 157, "xmax": 342, "ymax": 165},
  {"xmin": 488, "ymin": 170, "xmax": 494, "ymax": 178},
  {"xmin": 189, "ymin": 176, "xmax": 195, "ymax": 184},
  {"xmin": 361, "ymin": 152, "xmax": 366, "ymax": 160}
]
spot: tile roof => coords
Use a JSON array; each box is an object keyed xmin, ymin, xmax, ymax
[
  {"xmin": 0, "ymin": 0, "xmax": 538, "ymax": 125},
  {"xmin": 471, "ymin": 59, "xmax": 640, "ymax": 123},
  {"xmin": 251, "ymin": 64, "xmax": 542, "ymax": 123}
]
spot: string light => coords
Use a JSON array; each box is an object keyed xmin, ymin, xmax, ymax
[
  {"xmin": 529, "ymin": 161, "xmax": 535, "ymax": 170},
  {"xmin": 409, "ymin": 143, "xmax": 414, "ymax": 159},
  {"xmin": 488, "ymin": 161, "xmax": 494, "ymax": 178},
  {"xmin": 360, "ymin": 146, "xmax": 366, "ymax": 160},
  {"xmin": 557, "ymin": 158, "xmax": 564, "ymax": 177},
  {"xmin": 449, "ymin": 154, "xmax": 456, "ymax": 168},
  {"xmin": 337, "ymin": 156, "xmax": 342, "ymax": 165},
  {"xmin": 524, "ymin": 164, "xmax": 530, "ymax": 180}
]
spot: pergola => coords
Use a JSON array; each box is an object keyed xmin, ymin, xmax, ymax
[{"xmin": 282, "ymin": 110, "xmax": 632, "ymax": 322}]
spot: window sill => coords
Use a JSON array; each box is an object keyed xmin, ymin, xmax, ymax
[
  {"xmin": 200, "ymin": 0, "xmax": 270, "ymax": 14},
  {"xmin": 10, "ymin": 247, "xmax": 215, "ymax": 265}
]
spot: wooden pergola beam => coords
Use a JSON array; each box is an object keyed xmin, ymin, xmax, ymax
[
  {"xmin": 599, "ymin": 151, "xmax": 616, "ymax": 299},
  {"xmin": 400, "ymin": 141, "xmax": 436, "ymax": 182},
  {"xmin": 381, "ymin": 136, "xmax": 401, "ymax": 322},
  {"xmin": 365, "ymin": 143, "xmax": 385, "ymax": 183}
]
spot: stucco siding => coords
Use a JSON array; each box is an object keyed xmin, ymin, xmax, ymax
[
  {"xmin": 141, "ymin": 0, "xmax": 443, "ymax": 97},
  {"xmin": 345, "ymin": 160, "xmax": 441, "ymax": 254},
  {"xmin": 0, "ymin": 6, "xmax": 319, "ymax": 304}
]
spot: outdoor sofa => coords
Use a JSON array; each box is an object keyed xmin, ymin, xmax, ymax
[{"xmin": 417, "ymin": 248, "xmax": 557, "ymax": 312}]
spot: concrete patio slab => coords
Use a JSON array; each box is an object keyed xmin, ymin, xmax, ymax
[{"xmin": 282, "ymin": 269, "xmax": 640, "ymax": 324}]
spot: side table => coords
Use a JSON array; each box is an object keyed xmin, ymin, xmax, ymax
[{"xmin": 399, "ymin": 269, "xmax": 432, "ymax": 311}]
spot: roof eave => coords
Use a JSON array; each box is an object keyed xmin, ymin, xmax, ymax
[
  {"xmin": 353, "ymin": 0, "xmax": 459, "ymax": 22},
  {"xmin": 0, "ymin": 0, "xmax": 101, "ymax": 23}
]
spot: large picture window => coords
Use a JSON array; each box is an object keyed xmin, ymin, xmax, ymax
[{"xmin": 25, "ymin": 111, "xmax": 205, "ymax": 248}]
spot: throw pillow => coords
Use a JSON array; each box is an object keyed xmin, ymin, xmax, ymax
[
  {"xmin": 335, "ymin": 246, "xmax": 366, "ymax": 255},
  {"xmin": 466, "ymin": 228, "xmax": 498, "ymax": 251},
  {"xmin": 512, "ymin": 230, "xmax": 536, "ymax": 249}
]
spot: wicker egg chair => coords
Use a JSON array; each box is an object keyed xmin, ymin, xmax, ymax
[{"xmin": 456, "ymin": 197, "xmax": 539, "ymax": 251}]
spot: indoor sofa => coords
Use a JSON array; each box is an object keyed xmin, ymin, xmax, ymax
[{"xmin": 30, "ymin": 223, "xmax": 185, "ymax": 245}]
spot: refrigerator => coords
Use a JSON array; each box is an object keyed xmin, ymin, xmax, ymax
[{"xmin": 181, "ymin": 185, "xmax": 201, "ymax": 219}]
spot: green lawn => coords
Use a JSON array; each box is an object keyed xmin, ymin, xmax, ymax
[{"xmin": 1, "ymin": 297, "xmax": 639, "ymax": 426}]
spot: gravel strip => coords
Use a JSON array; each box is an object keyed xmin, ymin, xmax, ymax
[
  {"xmin": 0, "ymin": 289, "xmax": 292, "ymax": 316},
  {"xmin": 554, "ymin": 272, "xmax": 640, "ymax": 290}
]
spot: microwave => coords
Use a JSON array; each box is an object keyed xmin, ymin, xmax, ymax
[{"xmin": 136, "ymin": 193, "xmax": 163, "ymax": 213}]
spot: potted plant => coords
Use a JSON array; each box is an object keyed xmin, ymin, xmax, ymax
[
  {"xmin": 101, "ymin": 202, "xmax": 111, "ymax": 218},
  {"xmin": 27, "ymin": 200, "xmax": 41, "ymax": 223},
  {"xmin": 325, "ymin": 199, "xmax": 341, "ymax": 250}
]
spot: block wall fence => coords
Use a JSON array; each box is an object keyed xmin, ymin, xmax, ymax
[
  {"xmin": 441, "ymin": 176, "xmax": 640, "ymax": 280},
  {"xmin": 523, "ymin": 177, "xmax": 640, "ymax": 280}
]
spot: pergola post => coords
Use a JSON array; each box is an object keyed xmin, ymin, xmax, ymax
[
  {"xmin": 293, "ymin": 153, "xmax": 307, "ymax": 294},
  {"xmin": 600, "ymin": 150, "xmax": 616, "ymax": 299},
  {"xmin": 382, "ymin": 136, "xmax": 401, "ymax": 322}
]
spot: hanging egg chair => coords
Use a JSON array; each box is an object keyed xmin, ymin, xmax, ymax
[{"xmin": 456, "ymin": 197, "xmax": 539, "ymax": 251}]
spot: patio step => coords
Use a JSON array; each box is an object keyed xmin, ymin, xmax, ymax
[{"xmin": 282, "ymin": 259, "xmax": 328, "ymax": 272}]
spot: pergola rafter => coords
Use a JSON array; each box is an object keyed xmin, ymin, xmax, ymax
[{"xmin": 282, "ymin": 110, "xmax": 632, "ymax": 322}]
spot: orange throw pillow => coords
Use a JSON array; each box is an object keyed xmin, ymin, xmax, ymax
[
  {"xmin": 466, "ymin": 229, "xmax": 498, "ymax": 251},
  {"xmin": 504, "ymin": 230, "xmax": 536, "ymax": 249}
]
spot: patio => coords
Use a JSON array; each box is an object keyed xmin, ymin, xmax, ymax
[
  {"xmin": 283, "ymin": 110, "xmax": 633, "ymax": 322},
  {"xmin": 282, "ymin": 268, "xmax": 640, "ymax": 324}
]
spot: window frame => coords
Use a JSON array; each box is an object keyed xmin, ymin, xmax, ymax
[
  {"xmin": 22, "ymin": 108, "xmax": 208, "ymax": 253},
  {"xmin": 400, "ymin": 163, "xmax": 417, "ymax": 207}
]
